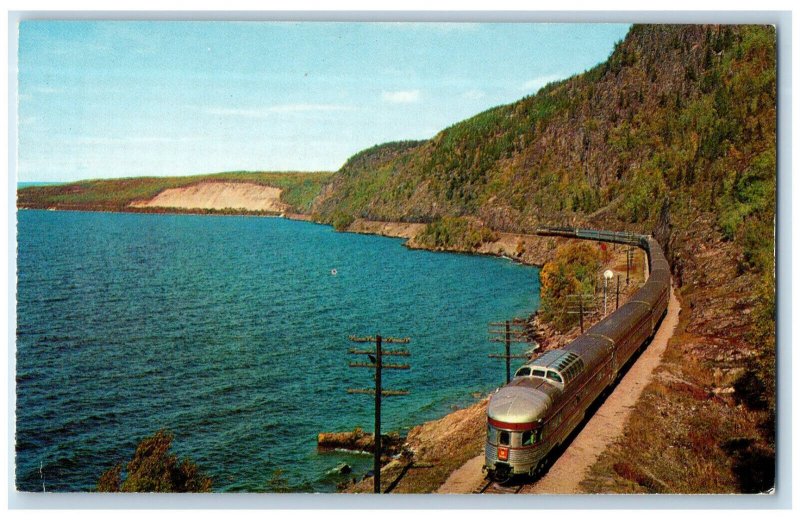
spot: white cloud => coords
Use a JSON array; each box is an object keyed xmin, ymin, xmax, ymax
[
  {"xmin": 462, "ymin": 89, "xmax": 486, "ymax": 100},
  {"xmin": 521, "ymin": 74, "xmax": 564, "ymax": 93},
  {"xmin": 381, "ymin": 90, "xmax": 421, "ymax": 104},
  {"xmin": 202, "ymin": 104, "xmax": 353, "ymax": 118}
]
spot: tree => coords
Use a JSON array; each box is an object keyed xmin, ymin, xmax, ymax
[
  {"xmin": 539, "ymin": 242, "xmax": 602, "ymax": 330},
  {"xmin": 97, "ymin": 430, "xmax": 212, "ymax": 492}
]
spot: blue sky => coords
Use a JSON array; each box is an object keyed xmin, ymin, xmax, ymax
[{"xmin": 17, "ymin": 21, "xmax": 631, "ymax": 182}]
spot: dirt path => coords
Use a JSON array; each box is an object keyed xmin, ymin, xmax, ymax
[
  {"xmin": 437, "ymin": 454, "xmax": 486, "ymax": 493},
  {"xmin": 437, "ymin": 285, "xmax": 680, "ymax": 494},
  {"xmin": 523, "ymin": 285, "xmax": 679, "ymax": 494}
]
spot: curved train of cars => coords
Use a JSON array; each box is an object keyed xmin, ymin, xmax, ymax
[{"xmin": 485, "ymin": 227, "xmax": 671, "ymax": 482}]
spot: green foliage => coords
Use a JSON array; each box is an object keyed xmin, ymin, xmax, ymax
[
  {"xmin": 415, "ymin": 217, "xmax": 498, "ymax": 251},
  {"xmin": 339, "ymin": 140, "xmax": 425, "ymax": 173},
  {"xmin": 331, "ymin": 211, "xmax": 355, "ymax": 231},
  {"xmin": 718, "ymin": 149, "xmax": 775, "ymax": 241},
  {"xmin": 313, "ymin": 142, "xmax": 422, "ymax": 222},
  {"xmin": 96, "ymin": 430, "xmax": 212, "ymax": 492},
  {"xmin": 751, "ymin": 268, "xmax": 776, "ymax": 348},
  {"xmin": 618, "ymin": 168, "xmax": 668, "ymax": 223},
  {"xmin": 566, "ymin": 181, "xmax": 602, "ymax": 213},
  {"xmin": 539, "ymin": 242, "xmax": 601, "ymax": 331}
]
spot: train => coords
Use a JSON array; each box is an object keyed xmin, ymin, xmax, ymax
[{"xmin": 484, "ymin": 227, "xmax": 671, "ymax": 482}]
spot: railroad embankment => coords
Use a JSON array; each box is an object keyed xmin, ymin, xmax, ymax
[
  {"xmin": 341, "ymin": 218, "xmax": 582, "ymax": 269},
  {"xmin": 578, "ymin": 214, "xmax": 775, "ymax": 494}
]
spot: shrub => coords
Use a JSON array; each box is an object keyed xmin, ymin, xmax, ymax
[
  {"xmin": 539, "ymin": 242, "xmax": 601, "ymax": 330},
  {"xmin": 331, "ymin": 211, "xmax": 355, "ymax": 231},
  {"xmin": 97, "ymin": 430, "xmax": 212, "ymax": 492},
  {"xmin": 717, "ymin": 149, "xmax": 775, "ymax": 241},
  {"xmin": 416, "ymin": 217, "xmax": 497, "ymax": 251}
]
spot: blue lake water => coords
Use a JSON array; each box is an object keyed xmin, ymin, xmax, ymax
[
  {"xmin": 17, "ymin": 182, "xmax": 64, "ymax": 188},
  {"xmin": 15, "ymin": 210, "xmax": 540, "ymax": 492}
]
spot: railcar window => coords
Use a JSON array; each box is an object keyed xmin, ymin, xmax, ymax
[
  {"xmin": 487, "ymin": 425, "xmax": 497, "ymax": 442},
  {"xmin": 522, "ymin": 431, "xmax": 533, "ymax": 446},
  {"xmin": 547, "ymin": 371, "xmax": 563, "ymax": 383},
  {"xmin": 499, "ymin": 431, "xmax": 510, "ymax": 446},
  {"xmin": 515, "ymin": 367, "xmax": 531, "ymax": 377},
  {"xmin": 532, "ymin": 369, "xmax": 546, "ymax": 378}
]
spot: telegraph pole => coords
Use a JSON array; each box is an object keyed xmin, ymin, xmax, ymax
[
  {"xmin": 566, "ymin": 294, "xmax": 597, "ymax": 333},
  {"xmin": 347, "ymin": 334, "xmax": 410, "ymax": 494},
  {"xmin": 488, "ymin": 318, "xmax": 535, "ymax": 384},
  {"xmin": 626, "ymin": 246, "xmax": 635, "ymax": 285}
]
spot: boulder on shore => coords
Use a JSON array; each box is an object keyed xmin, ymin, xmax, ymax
[{"xmin": 317, "ymin": 428, "xmax": 404, "ymax": 457}]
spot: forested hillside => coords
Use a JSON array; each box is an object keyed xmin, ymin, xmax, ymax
[
  {"xmin": 313, "ymin": 24, "xmax": 776, "ymax": 492},
  {"xmin": 315, "ymin": 25, "xmax": 774, "ymax": 240}
]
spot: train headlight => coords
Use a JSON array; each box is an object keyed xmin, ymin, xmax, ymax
[{"xmin": 497, "ymin": 446, "xmax": 509, "ymax": 461}]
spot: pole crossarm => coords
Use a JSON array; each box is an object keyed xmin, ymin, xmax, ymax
[
  {"xmin": 348, "ymin": 348, "xmax": 410, "ymax": 357},
  {"xmin": 349, "ymin": 335, "xmax": 410, "ymax": 344},
  {"xmin": 345, "ymin": 333, "xmax": 411, "ymax": 493},
  {"xmin": 488, "ymin": 329, "xmax": 528, "ymax": 335},
  {"xmin": 348, "ymin": 362, "xmax": 410, "ymax": 370},
  {"xmin": 347, "ymin": 388, "xmax": 410, "ymax": 396},
  {"xmin": 487, "ymin": 319, "xmax": 535, "ymax": 385},
  {"xmin": 488, "ymin": 320, "xmax": 527, "ymax": 327}
]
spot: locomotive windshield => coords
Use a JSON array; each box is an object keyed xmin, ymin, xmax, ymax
[
  {"xmin": 499, "ymin": 431, "xmax": 510, "ymax": 446},
  {"xmin": 532, "ymin": 369, "xmax": 546, "ymax": 377},
  {"xmin": 546, "ymin": 370, "xmax": 563, "ymax": 383},
  {"xmin": 515, "ymin": 366, "xmax": 531, "ymax": 377}
]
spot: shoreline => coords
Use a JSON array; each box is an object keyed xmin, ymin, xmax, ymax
[{"xmin": 19, "ymin": 205, "xmax": 556, "ymax": 269}]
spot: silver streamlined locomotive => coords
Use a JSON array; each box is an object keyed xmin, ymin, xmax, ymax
[{"xmin": 485, "ymin": 229, "xmax": 670, "ymax": 481}]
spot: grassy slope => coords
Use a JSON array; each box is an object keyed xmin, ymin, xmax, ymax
[
  {"xmin": 17, "ymin": 171, "xmax": 334, "ymax": 214},
  {"xmin": 314, "ymin": 24, "xmax": 776, "ymax": 493}
]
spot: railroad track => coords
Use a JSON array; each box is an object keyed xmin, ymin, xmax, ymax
[{"xmin": 473, "ymin": 477, "xmax": 525, "ymax": 494}]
